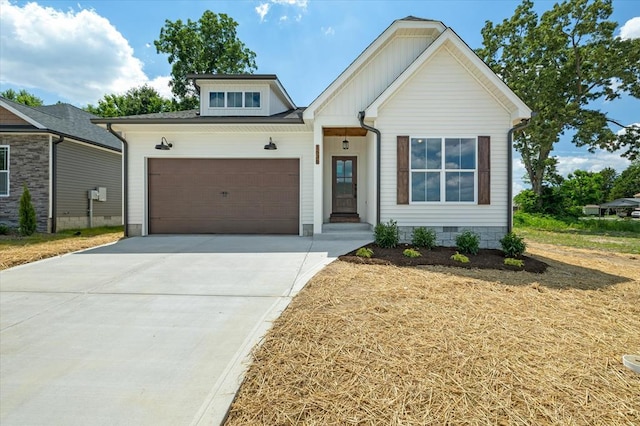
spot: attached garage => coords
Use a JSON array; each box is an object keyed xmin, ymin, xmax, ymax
[{"xmin": 148, "ymin": 158, "xmax": 299, "ymax": 234}]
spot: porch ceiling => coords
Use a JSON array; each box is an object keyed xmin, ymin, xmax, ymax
[{"xmin": 323, "ymin": 127, "xmax": 368, "ymax": 137}]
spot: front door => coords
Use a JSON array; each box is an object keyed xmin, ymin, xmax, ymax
[{"xmin": 332, "ymin": 156, "xmax": 357, "ymax": 214}]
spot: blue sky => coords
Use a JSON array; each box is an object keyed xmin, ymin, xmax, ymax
[{"xmin": 1, "ymin": 0, "xmax": 639, "ymax": 192}]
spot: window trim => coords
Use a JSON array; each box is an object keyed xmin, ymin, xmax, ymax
[
  {"xmin": 208, "ymin": 90, "xmax": 262, "ymax": 109},
  {"xmin": 409, "ymin": 136, "xmax": 477, "ymax": 204},
  {"xmin": 0, "ymin": 145, "xmax": 9, "ymax": 197},
  {"xmin": 226, "ymin": 91, "xmax": 243, "ymax": 108}
]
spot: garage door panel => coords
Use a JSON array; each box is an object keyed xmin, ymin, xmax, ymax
[{"xmin": 148, "ymin": 159, "xmax": 299, "ymax": 234}]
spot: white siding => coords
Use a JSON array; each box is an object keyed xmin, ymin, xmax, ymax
[
  {"xmin": 124, "ymin": 130, "xmax": 314, "ymax": 235},
  {"xmin": 376, "ymin": 45, "xmax": 513, "ymax": 227},
  {"xmin": 269, "ymin": 91, "xmax": 289, "ymax": 115},
  {"xmin": 317, "ymin": 35, "xmax": 435, "ymax": 118}
]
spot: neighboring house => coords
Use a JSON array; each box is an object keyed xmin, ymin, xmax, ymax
[
  {"xmin": 0, "ymin": 97, "xmax": 122, "ymax": 232},
  {"xmin": 93, "ymin": 17, "xmax": 532, "ymax": 248}
]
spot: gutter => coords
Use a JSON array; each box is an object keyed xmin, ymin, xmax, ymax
[
  {"xmin": 358, "ymin": 111, "xmax": 381, "ymax": 225},
  {"xmin": 107, "ymin": 124, "xmax": 129, "ymax": 237},
  {"xmin": 51, "ymin": 136, "xmax": 64, "ymax": 233},
  {"xmin": 507, "ymin": 113, "xmax": 535, "ymax": 232}
]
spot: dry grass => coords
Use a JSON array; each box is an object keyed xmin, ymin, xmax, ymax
[
  {"xmin": 0, "ymin": 232, "xmax": 123, "ymax": 270},
  {"xmin": 226, "ymin": 242, "xmax": 640, "ymax": 425}
]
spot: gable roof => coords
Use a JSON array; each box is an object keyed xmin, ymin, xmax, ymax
[
  {"xmin": 0, "ymin": 97, "xmax": 121, "ymax": 151},
  {"xmin": 303, "ymin": 16, "xmax": 530, "ymax": 123},
  {"xmin": 364, "ymin": 27, "xmax": 531, "ymax": 122},
  {"xmin": 303, "ymin": 17, "xmax": 446, "ymax": 120}
]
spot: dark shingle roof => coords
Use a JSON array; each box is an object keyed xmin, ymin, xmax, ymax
[
  {"xmin": 91, "ymin": 107, "xmax": 306, "ymax": 125},
  {"xmin": 0, "ymin": 97, "xmax": 121, "ymax": 151}
]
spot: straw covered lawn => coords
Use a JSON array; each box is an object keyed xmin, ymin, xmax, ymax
[{"xmin": 226, "ymin": 242, "xmax": 640, "ymax": 425}]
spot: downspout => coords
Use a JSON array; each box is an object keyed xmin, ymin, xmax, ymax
[
  {"xmin": 358, "ymin": 111, "xmax": 381, "ymax": 225},
  {"xmin": 507, "ymin": 114, "xmax": 535, "ymax": 232},
  {"xmin": 51, "ymin": 136, "xmax": 64, "ymax": 233},
  {"xmin": 107, "ymin": 124, "xmax": 129, "ymax": 237}
]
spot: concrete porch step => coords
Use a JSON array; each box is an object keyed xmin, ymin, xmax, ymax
[{"xmin": 315, "ymin": 223, "xmax": 374, "ymax": 241}]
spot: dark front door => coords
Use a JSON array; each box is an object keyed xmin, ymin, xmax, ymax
[{"xmin": 332, "ymin": 156, "xmax": 357, "ymax": 214}]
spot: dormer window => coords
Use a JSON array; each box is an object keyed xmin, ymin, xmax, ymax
[
  {"xmin": 209, "ymin": 92, "xmax": 224, "ymax": 108},
  {"xmin": 208, "ymin": 91, "xmax": 261, "ymax": 109},
  {"xmin": 245, "ymin": 92, "xmax": 261, "ymax": 108}
]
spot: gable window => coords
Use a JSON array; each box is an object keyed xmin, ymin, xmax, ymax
[
  {"xmin": 244, "ymin": 92, "xmax": 260, "ymax": 108},
  {"xmin": 227, "ymin": 92, "xmax": 243, "ymax": 108},
  {"xmin": 209, "ymin": 92, "xmax": 224, "ymax": 108},
  {"xmin": 0, "ymin": 146, "xmax": 8, "ymax": 197},
  {"xmin": 410, "ymin": 137, "xmax": 476, "ymax": 203}
]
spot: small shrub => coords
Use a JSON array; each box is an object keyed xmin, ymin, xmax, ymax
[
  {"xmin": 450, "ymin": 252, "xmax": 470, "ymax": 263},
  {"xmin": 0, "ymin": 223, "xmax": 9, "ymax": 235},
  {"xmin": 504, "ymin": 257, "xmax": 524, "ymax": 268},
  {"xmin": 374, "ymin": 219, "xmax": 399, "ymax": 248},
  {"xmin": 356, "ymin": 247, "xmax": 374, "ymax": 258},
  {"xmin": 500, "ymin": 232, "xmax": 527, "ymax": 257},
  {"xmin": 403, "ymin": 248, "xmax": 421, "ymax": 258},
  {"xmin": 411, "ymin": 227, "xmax": 436, "ymax": 249},
  {"xmin": 455, "ymin": 230, "xmax": 479, "ymax": 255},
  {"xmin": 19, "ymin": 184, "xmax": 37, "ymax": 236}
]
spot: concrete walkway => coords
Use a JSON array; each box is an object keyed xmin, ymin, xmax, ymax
[{"xmin": 0, "ymin": 235, "xmax": 371, "ymax": 426}]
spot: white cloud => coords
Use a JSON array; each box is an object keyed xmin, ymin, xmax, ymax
[
  {"xmin": 272, "ymin": 0, "xmax": 308, "ymax": 7},
  {"xmin": 322, "ymin": 26, "xmax": 335, "ymax": 36},
  {"xmin": 147, "ymin": 76, "xmax": 173, "ymax": 100},
  {"xmin": 0, "ymin": 0, "xmax": 159, "ymax": 105},
  {"xmin": 280, "ymin": 15, "xmax": 288, "ymax": 22},
  {"xmin": 619, "ymin": 17, "xmax": 640, "ymax": 40},
  {"xmin": 255, "ymin": 3, "xmax": 270, "ymax": 22},
  {"xmin": 295, "ymin": 14, "xmax": 303, "ymax": 22}
]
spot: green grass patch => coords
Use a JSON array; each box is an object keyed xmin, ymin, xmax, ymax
[
  {"xmin": 514, "ymin": 213, "xmax": 639, "ymax": 254},
  {"xmin": 0, "ymin": 225, "xmax": 124, "ymax": 247}
]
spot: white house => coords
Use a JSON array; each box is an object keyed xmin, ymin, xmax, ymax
[{"xmin": 93, "ymin": 17, "xmax": 531, "ymax": 248}]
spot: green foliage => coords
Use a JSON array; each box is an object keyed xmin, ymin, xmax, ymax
[
  {"xmin": 477, "ymin": 0, "xmax": 640, "ymax": 197},
  {"xmin": 1, "ymin": 88, "xmax": 43, "ymax": 106},
  {"xmin": 154, "ymin": 11, "xmax": 257, "ymax": 103},
  {"xmin": 403, "ymin": 248, "xmax": 421, "ymax": 258},
  {"xmin": 504, "ymin": 258, "xmax": 525, "ymax": 268},
  {"xmin": 356, "ymin": 247, "xmax": 374, "ymax": 258},
  {"xmin": 0, "ymin": 223, "xmax": 9, "ymax": 235},
  {"xmin": 85, "ymin": 85, "xmax": 176, "ymax": 117},
  {"xmin": 374, "ymin": 220, "xmax": 399, "ymax": 248},
  {"xmin": 411, "ymin": 227, "xmax": 436, "ymax": 249},
  {"xmin": 18, "ymin": 184, "xmax": 37, "ymax": 236},
  {"xmin": 450, "ymin": 252, "xmax": 470, "ymax": 263},
  {"xmin": 500, "ymin": 232, "xmax": 527, "ymax": 258},
  {"xmin": 513, "ymin": 211, "xmax": 640, "ymax": 233},
  {"xmin": 455, "ymin": 230, "xmax": 480, "ymax": 255},
  {"xmin": 610, "ymin": 161, "xmax": 640, "ymax": 199}
]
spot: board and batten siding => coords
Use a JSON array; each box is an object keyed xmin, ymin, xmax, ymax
[
  {"xmin": 124, "ymin": 130, "xmax": 314, "ymax": 236},
  {"xmin": 317, "ymin": 34, "xmax": 436, "ymax": 118},
  {"xmin": 375, "ymin": 45, "xmax": 513, "ymax": 227},
  {"xmin": 56, "ymin": 140, "xmax": 122, "ymax": 224}
]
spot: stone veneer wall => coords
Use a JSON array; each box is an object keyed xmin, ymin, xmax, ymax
[
  {"xmin": 0, "ymin": 135, "xmax": 50, "ymax": 232},
  {"xmin": 397, "ymin": 226, "xmax": 507, "ymax": 250}
]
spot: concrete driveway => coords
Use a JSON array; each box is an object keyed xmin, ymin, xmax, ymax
[{"xmin": 0, "ymin": 235, "xmax": 370, "ymax": 425}]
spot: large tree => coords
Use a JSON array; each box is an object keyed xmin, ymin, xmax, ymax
[
  {"xmin": 85, "ymin": 85, "xmax": 174, "ymax": 118},
  {"xmin": 154, "ymin": 11, "xmax": 257, "ymax": 108},
  {"xmin": 609, "ymin": 160, "xmax": 640, "ymax": 199},
  {"xmin": 477, "ymin": 0, "xmax": 640, "ymax": 197},
  {"xmin": 1, "ymin": 88, "xmax": 43, "ymax": 107}
]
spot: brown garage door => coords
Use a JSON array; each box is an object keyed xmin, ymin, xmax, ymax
[{"xmin": 148, "ymin": 158, "xmax": 299, "ymax": 234}]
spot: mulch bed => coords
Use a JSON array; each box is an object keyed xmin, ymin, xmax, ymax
[{"xmin": 340, "ymin": 242, "xmax": 548, "ymax": 273}]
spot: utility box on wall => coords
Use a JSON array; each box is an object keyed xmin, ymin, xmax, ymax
[{"xmin": 88, "ymin": 187, "xmax": 107, "ymax": 202}]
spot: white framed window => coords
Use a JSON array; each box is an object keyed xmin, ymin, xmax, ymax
[
  {"xmin": 227, "ymin": 92, "xmax": 243, "ymax": 108},
  {"xmin": 410, "ymin": 137, "xmax": 476, "ymax": 203},
  {"xmin": 209, "ymin": 92, "xmax": 224, "ymax": 107},
  {"xmin": 0, "ymin": 146, "xmax": 9, "ymax": 197},
  {"xmin": 244, "ymin": 92, "xmax": 260, "ymax": 108}
]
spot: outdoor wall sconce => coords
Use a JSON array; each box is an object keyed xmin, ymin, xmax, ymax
[
  {"xmin": 342, "ymin": 129, "xmax": 349, "ymax": 150},
  {"xmin": 155, "ymin": 137, "xmax": 173, "ymax": 150},
  {"xmin": 264, "ymin": 137, "xmax": 278, "ymax": 150}
]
